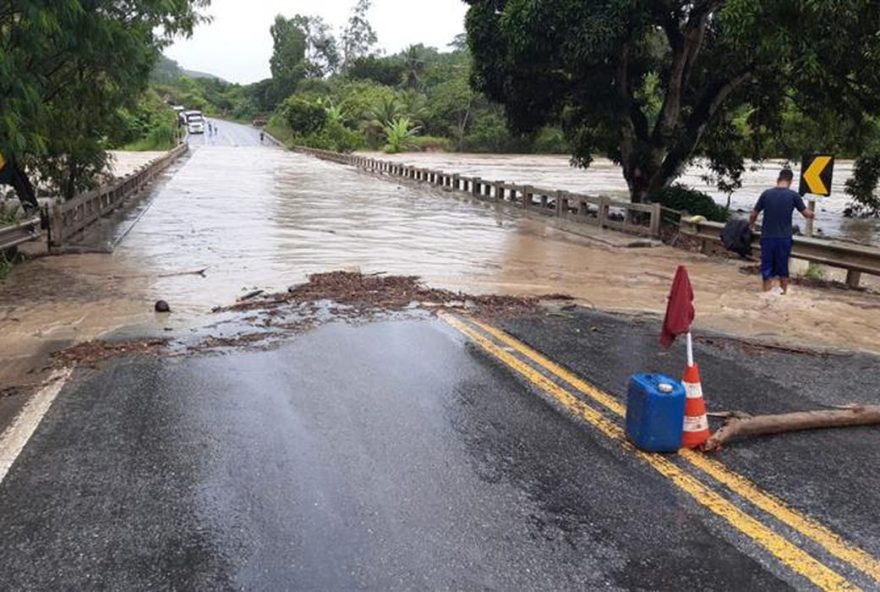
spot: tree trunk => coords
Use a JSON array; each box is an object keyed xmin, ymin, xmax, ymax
[{"xmin": 704, "ymin": 405, "xmax": 880, "ymax": 451}]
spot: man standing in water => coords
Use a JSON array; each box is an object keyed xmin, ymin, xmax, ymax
[{"xmin": 749, "ymin": 169, "xmax": 814, "ymax": 294}]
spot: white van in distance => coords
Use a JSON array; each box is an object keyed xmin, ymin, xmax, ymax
[{"xmin": 185, "ymin": 111, "xmax": 205, "ymax": 134}]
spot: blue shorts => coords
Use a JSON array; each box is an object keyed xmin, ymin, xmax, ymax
[{"xmin": 760, "ymin": 237, "xmax": 793, "ymax": 280}]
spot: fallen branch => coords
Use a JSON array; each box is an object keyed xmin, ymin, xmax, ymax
[{"xmin": 704, "ymin": 405, "xmax": 880, "ymax": 451}]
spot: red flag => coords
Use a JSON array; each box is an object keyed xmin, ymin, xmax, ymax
[{"xmin": 660, "ymin": 265, "xmax": 695, "ymax": 348}]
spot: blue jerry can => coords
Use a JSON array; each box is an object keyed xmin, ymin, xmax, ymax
[{"xmin": 625, "ymin": 374, "xmax": 686, "ymax": 452}]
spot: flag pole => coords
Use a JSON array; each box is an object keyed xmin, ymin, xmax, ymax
[{"xmin": 686, "ymin": 331, "xmax": 694, "ymax": 368}]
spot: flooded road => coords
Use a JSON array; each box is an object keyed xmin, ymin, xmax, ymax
[
  {"xmin": 2, "ymin": 120, "xmax": 879, "ymax": 387},
  {"xmin": 369, "ymin": 153, "xmax": 880, "ymax": 245}
]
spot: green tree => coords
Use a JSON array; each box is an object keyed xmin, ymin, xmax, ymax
[
  {"xmin": 1, "ymin": 0, "xmax": 207, "ymax": 199},
  {"xmin": 341, "ymin": 0, "xmax": 378, "ymax": 73},
  {"xmin": 401, "ymin": 45, "xmax": 430, "ymax": 90},
  {"xmin": 347, "ymin": 56, "xmax": 405, "ymax": 86},
  {"xmin": 281, "ymin": 97, "xmax": 327, "ymax": 136},
  {"xmin": 465, "ymin": 1, "xmax": 880, "ymax": 202},
  {"xmin": 269, "ymin": 15, "xmax": 308, "ymax": 100},
  {"xmin": 845, "ymin": 155, "xmax": 880, "ymax": 217},
  {"xmin": 290, "ymin": 15, "xmax": 340, "ymax": 78}
]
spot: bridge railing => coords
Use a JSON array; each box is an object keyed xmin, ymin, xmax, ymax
[
  {"xmin": 50, "ymin": 144, "xmax": 188, "ymax": 248},
  {"xmin": 679, "ymin": 218, "xmax": 880, "ymax": 288},
  {"xmin": 0, "ymin": 215, "xmax": 42, "ymax": 251},
  {"xmin": 294, "ymin": 147, "xmax": 663, "ymax": 238}
]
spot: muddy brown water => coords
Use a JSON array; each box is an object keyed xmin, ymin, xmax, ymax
[
  {"xmin": 2, "ymin": 137, "xmax": 879, "ymax": 387},
  {"xmin": 367, "ymin": 153, "xmax": 880, "ymax": 246}
]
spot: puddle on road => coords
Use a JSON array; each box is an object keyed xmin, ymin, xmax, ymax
[{"xmin": 2, "ymin": 145, "xmax": 879, "ymax": 386}]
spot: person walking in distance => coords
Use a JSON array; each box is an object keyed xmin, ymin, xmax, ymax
[{"xmin": 749, "ymin": 169, "xmax": 815, "ymax": 294}]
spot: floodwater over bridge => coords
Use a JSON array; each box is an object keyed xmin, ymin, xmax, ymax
[{"xmin": 1, "ymin": 119, "xmax": 878, "ymax": 385}]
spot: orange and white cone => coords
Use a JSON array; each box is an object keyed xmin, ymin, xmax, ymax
[{"xmin": 682, "ymin": 363, "xmax": 711, "ymax": 449}]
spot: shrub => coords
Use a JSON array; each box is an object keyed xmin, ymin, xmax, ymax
[
  {"xmin": 303, "ymin": 120, "xmax": 364, "ymax": 153},
  {"xmin": 281, "ymin": 97, "xmax": 327, "ymax": 136},
  {"xmin": 649, "ymin": 184, "xmax": 729, "ymax": 223},
  {"xmin": 383, "ymin": 117, "xmax": 420, "ymax": 154}
]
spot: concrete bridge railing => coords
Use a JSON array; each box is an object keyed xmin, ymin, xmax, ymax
[
  {"xmin": 0, "ymin": 215, "xmax": 42, "ymax": 251},
  {"xmin": 679, "ymin": 218, "xmax": 880, "ymax": 288},
  {"xmin": 294, "ymin": 147, "xmax": 663, "ymax": 239},
  {"xmin": 49, "ymin": 143, "xmax": 188, "ymax": 248}
]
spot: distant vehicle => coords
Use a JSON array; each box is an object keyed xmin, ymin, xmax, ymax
[
  {"xmin": 187, "ymin": 119, "xmax": 205, "ymax": 134},
  {"xmin": 185, "ymin": 110, "xmax": 205, "ymax": 134},
  {"xmin": 253, "ymin": 117, "xmax": 268, "ymax": 127}
]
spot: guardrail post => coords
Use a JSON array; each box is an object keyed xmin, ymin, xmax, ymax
[
  {"xmin": 52, "ymin": 203, "xmax": 67, "ymax": 247},
  {"xmin": 555, "ymin": 190, "xmax": 569, "ymax": 216},
  {"xmin": 497, "ymin": 182, "xmax": 505, "ymax": 201},
  {"xmin": 453, "ymin": 174, "xmax": 460, "ymax": 190},
  {"xmin": 472, "ymin": 177, "xmax": 482, "ymax": 196},
  {"xmin": 649, "ymin": 203, "xmax": 662, "ymax": 238},
  {"xmin": 598, "ymin": 196, "xmax": 610, "ymax": 228},
  {"xmin": 523, "ymin": 185, "xmax": 534, "ymax": 209},
  {"xmin": 846, "ymin": 270, "xmax": 862, "ymax": 288}
]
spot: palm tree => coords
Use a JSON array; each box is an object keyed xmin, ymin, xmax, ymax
[
  {"xmin": 402, "ymin": 45, "xmax": 426, "ymax": 90},
  {"xmin": 383, "ymin": 117, "xmax": 421, "ymax": 154}
]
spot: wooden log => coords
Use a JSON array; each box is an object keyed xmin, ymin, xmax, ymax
[{"xmin": 704, "ymin": 405, "xmax": 880, "ymax": 451}]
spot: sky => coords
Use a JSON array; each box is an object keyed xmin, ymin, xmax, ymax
[{"xmin": 165, "ymin": 0, "xmax": 469, "ymax": 84}]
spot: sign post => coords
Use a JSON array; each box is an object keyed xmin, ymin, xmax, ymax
[
  {"xmin": 0, "ymin": 151, "xmax": 10, "ymax": 186},
  {"xmin": 798, "ymin": 154, "xmax": 834, "ymax": 237}
]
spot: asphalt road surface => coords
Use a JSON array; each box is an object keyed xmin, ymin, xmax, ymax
[
  {"xmin": 0, "ymin": 311, "xmax": 878, "ymax": 590},
  {"xmin": 186, "ymin": 118, "xmax": 267, "ymax": 147}
]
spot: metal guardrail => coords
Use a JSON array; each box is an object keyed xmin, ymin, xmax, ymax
[
  {"xmin": 50, "ymin": 144, "xmax": 188, "ymax": 248},
  {"xmin": 0, "ymin": 215, "xmax": 41, "ymax": 251},
  {"xmin": 679, "ymin": 218, "xmax": 880, "ymax": 288},
  {"xmin": 295, "ymin": 147, "xmax": 662, "ymax": 238}
]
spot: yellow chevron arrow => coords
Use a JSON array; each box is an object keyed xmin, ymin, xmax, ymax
[{"xmin": 803, "ymin": 155, "xmax": 833, "ymax": 195}]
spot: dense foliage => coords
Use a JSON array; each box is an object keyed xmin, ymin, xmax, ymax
[
  {"xmin": 1, "ymin": 0, "xmax": 207, "ymax": 199},
  {"xmin": 845, "ymin": 155, "xmax": 880, "ymax": 217},
  {"xmin": 259, "ymin": 42, "xmax": 569, "ymax": 155},
  {"xmin": 464, "ymin": 0, "xmax": 880, "ymax": 205}
]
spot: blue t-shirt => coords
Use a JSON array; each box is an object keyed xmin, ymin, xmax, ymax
[{"xmin": 754, "ymin": 188, "xmax": 806, "ymax": 239}]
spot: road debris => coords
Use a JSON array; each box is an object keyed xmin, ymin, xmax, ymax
[
  {"xmin": 53, "ymin": 339, "xmax": 168, "ymax": 368},
  {"xmin": 212, "ymin": 271, "xmax": 561, "ymax": 317}
]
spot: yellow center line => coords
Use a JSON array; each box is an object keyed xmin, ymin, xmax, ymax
[
  {"xmin": 441, "ymin": 313, "xmax": 857, "ymax": 591},
  {"xmin": 462, "ymin": 315, "xmax": 880, "ymax": 585}
]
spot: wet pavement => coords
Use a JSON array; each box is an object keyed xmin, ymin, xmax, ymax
[
  {"xmin": 0, "ymin": 317, "xmax": 842, "ymax": 590},
  {"xmin": 0, "ymin": 312, "xmax": 877, "ymax": 590}
]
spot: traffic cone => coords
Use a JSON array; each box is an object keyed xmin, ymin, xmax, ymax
[{"xmin": 681, "ymin": 363, "xmax": 711, "ymax": 449}]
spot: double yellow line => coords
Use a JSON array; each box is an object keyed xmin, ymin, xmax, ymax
[{"xmin": 440, "ymin": 312, "xmax": 878, "ymax": 591}]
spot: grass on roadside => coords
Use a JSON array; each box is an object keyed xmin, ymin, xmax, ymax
[
  {"xmin": 804, "ymin": 262, "xmax": 826, "ymax": 281},
  {"xmin": 0, "ymin": 251, "xmax": 12, "ymax": 281}
]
